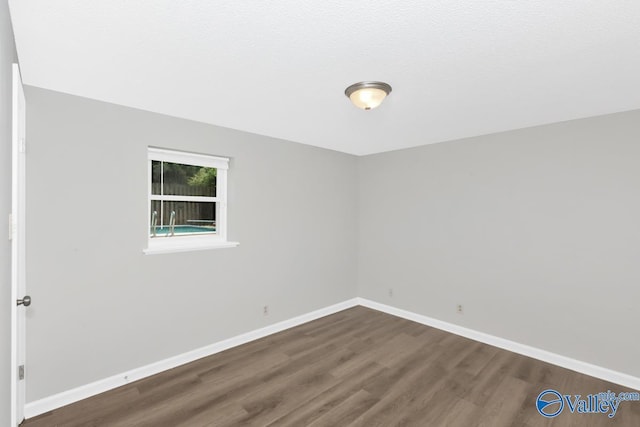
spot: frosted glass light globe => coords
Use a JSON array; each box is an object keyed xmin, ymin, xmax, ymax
[{"xmin": 345, "ymin": 81, "xmax": 392, "ymax": 110}]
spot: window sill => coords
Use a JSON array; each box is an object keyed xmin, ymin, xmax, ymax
[{"xmin": 143, "ymin": 240, "xmax": 239, "ymax": 255}]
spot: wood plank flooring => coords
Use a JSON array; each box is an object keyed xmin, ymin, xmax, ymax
[{"xmin": 22, "ymin": 306, "xmax": 640, "ymax": 426}]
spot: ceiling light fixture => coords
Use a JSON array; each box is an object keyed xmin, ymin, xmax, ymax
[{"xmin": 345, "ymin": 81, "xmax": 392, "ymax": 110}]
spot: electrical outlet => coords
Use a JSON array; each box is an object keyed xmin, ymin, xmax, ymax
[
  {"xmin": 263, "ymin": 305, "xmax": 269, "ymax": 316},
  {"xmin": 388, "ymin": 288, "xmax": 393, "ymax": 297},
  {"xmin": 456, "ymin": 304, "xmax": 463, "ymax": 314}
]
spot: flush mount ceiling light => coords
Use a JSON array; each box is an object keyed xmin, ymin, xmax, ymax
[{"xmin": 345, "ymin": 81, "xmax": 392, "ymax": 110}]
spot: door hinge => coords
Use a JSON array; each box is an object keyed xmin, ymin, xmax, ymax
[
  {"xmin": 19, "ymin": 137, "xmax": 26, "ymax": 153},
  {"xmin": 18, "ymin": 365, "xmax": 24, "ymax": 380},
  {"xmin": 8, "ymin": 213, "xmax": 13, "ymax": 241}
]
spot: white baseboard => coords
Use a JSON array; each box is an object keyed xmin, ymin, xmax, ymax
[
  {"xmin": 356, "ymin": 298, "xmax": 640, "ymax": 391},
  {"xmin": 24, "ymin": 298, "xmax": 359, "ymax": 419},
  {"xmin": 25, "ymin": 297, "xmax": 640, "ymax": 419}
]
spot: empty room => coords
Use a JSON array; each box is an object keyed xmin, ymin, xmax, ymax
[{"xmin": 2, "ymin": 1, "xmax": 640, "ymax": 426}]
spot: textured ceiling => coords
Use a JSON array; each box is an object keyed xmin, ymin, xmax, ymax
[{"xmin": 9, "ymin": 1, "xmax": 640, "ymax": 155}]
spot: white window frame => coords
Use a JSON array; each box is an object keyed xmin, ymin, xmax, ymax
[{"xmin": 144, "ymin": 147, "xmax": 239, "ymax": 254}]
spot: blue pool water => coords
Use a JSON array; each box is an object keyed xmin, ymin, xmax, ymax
[{"xmin": 151, "ymin": 226, "xmax": 215, "ymax": 235}]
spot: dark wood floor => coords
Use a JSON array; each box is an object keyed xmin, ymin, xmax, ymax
[{"xmin": 23, "ymin": 306, "xmax": 640, "ymax": 426}]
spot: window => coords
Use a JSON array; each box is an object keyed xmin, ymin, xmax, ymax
[{"xmin": 145, "ymin": 148, "xmax": 238, "ymax": 254}]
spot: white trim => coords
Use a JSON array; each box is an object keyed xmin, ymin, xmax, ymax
[
  {"xmin": 23, "ymin": 298, "xmax": 360, "ymax": 419},
  {"xmin": 11, "ymin": 63, "xmax": 27, "ymax": 427},
  {"xmin": 144, "ymin": 240, "xmax": 239, "ymax": 254},
  {"xmin": 150, "ymin": 195, "xmax": 220, "ymax": 203},
  {"xmin": 148, "ymin": 147, "xmax": 229, "ymax": 170},
  {"xmin": 356, "ymin": 298, "xmax": 640, "ymax": 391},
  {"xmin": 216, "ymin": 169, "xmax": 228, "ymax": 241}
]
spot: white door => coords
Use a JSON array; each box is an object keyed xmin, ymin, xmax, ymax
[{"xmin": 10, "ymin": 63, "xmax": 27, "ymax": 426}]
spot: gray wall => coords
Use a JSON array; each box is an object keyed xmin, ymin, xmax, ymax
[
  {"xmin": 0, "ymin": 1, "xmax": 16, "ymax": 424},
  {"xmin": 358, "ymin": 110, "xmax": 640, "ymax": 378},
  {"xmin": 20, "ymin": 82, "xmax": 640, "ymax": 404},
  {"xmin": 24, "ymin": 87, "xmax": 358, "ymax": 401}
]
